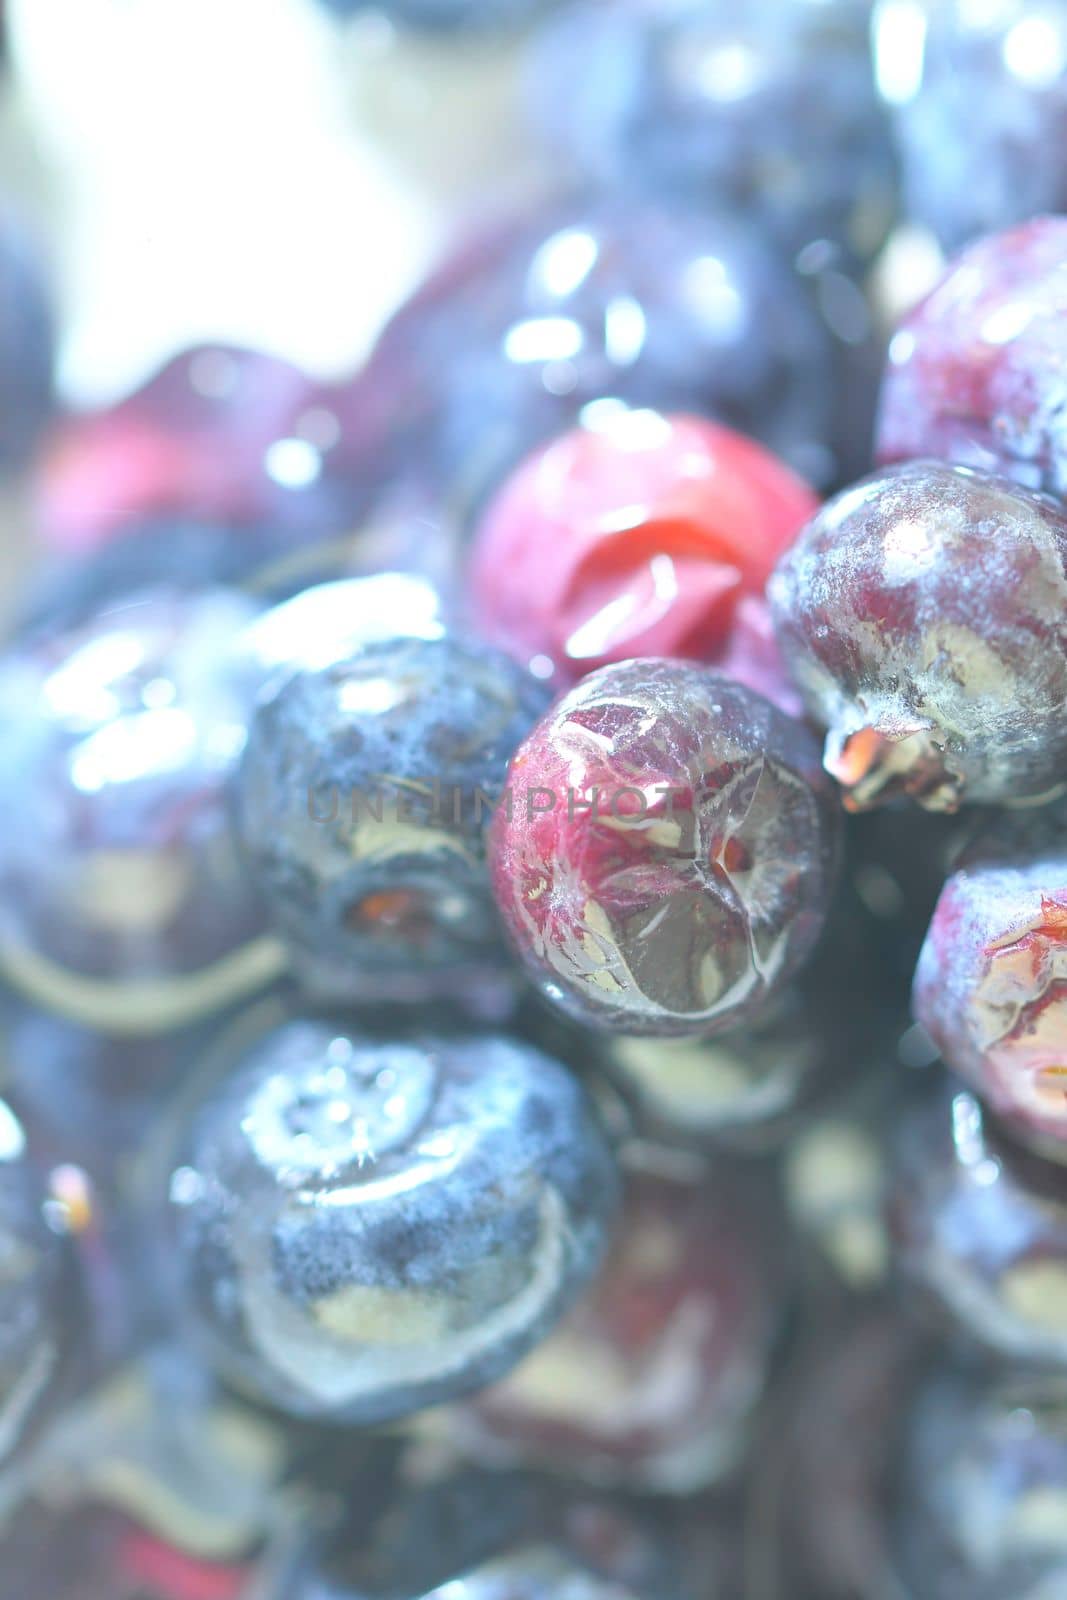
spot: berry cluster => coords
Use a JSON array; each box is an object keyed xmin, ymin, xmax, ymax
[{"xmin": 3, "ymin": 1, "xmax": 1067, "ymax": 1595}]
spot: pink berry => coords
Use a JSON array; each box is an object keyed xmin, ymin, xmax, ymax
[
  {"xmin": 468, "ymin": 407, "xmax": 816, "ymax": 711},
  {"xmin": 488, "ymin": 659, "xmax": 839, "ymax": 1037},
  {"xmin": 914, "ymin": 806, "xmax": 1067, "ymax": 1160},
  {"xmin": 877, "ymin": 217, "xmax": 1067, "ymax": 494},
  {"xmin": 768, "ymin": 458, "xmax": 1067, "ymax": 812}
]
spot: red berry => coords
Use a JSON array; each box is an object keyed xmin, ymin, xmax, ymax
[{"xmin": 469, "ymin": 408, "xmax": 816, "ymax": 709}]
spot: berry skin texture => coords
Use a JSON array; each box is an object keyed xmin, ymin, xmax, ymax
[
  {"xmin": 468, "ymin": 408, "xmax": 816, "ymax": 703},
  {"xmin": 165, "ymin": 1021, "xmax": 619, "ymax": 1425},
  {"xmin": 913, "ymin": 806, "xmax": 1067, "ymax": 1160},
  {"xmin": 892, "ymin": 1086, "xmax": 1067, "ymax": 1367},
  {"xmin": 488, "ymin": 660, "xmax": 840, "ymax": 1038},
  {"xmin": 236, "ymin": 633, "xmax": 550, "ymax": 1001},
  {"xmin": 877, "ymin": 218, "xmax": 1067, "ymax": 495},
  {"xmin": 768, "ymin": 458, "xmax": 1067, "ymax": 812}
]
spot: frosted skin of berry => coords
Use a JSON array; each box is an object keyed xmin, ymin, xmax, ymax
[
  {"xmin": 317, "ymin": 0, "xmax": 550, "ymax": 26},
  {"xmin": 237, "ymin": 634, "xmax": 550, "ymax": 1001},
  {"xmin": 892, "ymin": 1366, "xmax": 1067, "ymax": 1600},
  {"xmin": 892, "ymin": 1086, "xmax": 1067, "ymax": 1366},
  {"xmin": 0, "ymin": 587, "xmax": 280, "ymax": 1033},
  {"xmin": 489, "ymin": 660, "xmax": 839, "ymax": 1038},
  {"xmin": 468, "ymin": 407, "xmax": 815, "ymax": 706},
  {"xmin": 165, "ymin": 1022, "xmax": 618, "ymax": 1424},
  {"xmin": 451, "ymin": 1162, "xmax": 782, "ymax": 1492},
  {"xmin": 873, "ymin": 6, "xmax": 1067, "ymax": 255},
  {"xmin": 913, "ymin": 806, "xmax": 1067, "ymax": 1159},
  {"xmin": 0, "ymin": 1098, "xmax": 72, "ymax": 1465},
  {"xmin": 768, "ymin": 459, "xmax": 1067, "ymax": 812},
  {"xmin": 877, "ymin": 218, "xmax": 1067, "ymax": 495}
]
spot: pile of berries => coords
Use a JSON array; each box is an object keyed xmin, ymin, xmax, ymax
[{"xmin": 4, "ymin": 1, "xmax": 1067, "ymax": 1596}]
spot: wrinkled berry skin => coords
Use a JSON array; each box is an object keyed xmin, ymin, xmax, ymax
[
  {"xmin": 0, "ymin": 1098, "xmax": 73, "ymax": 1465},
  {"xmin": 35, "ymin": 344, "xmax": 376, "ymax": 555},
  {"xmin": 528, "ymin": 0, "xmax": 896, "ymax": 265},
  {"xmin": 878, "ymin": 218, "xmax": 1067, "ymax": 495},
  {"xmin": 452, "ymin": 1161, "xmax": 782, "ymax": 1492},
  {"xmin": 364, "ymin": 198, "xmax": 837, "ymax": 500},
  {"xmin": 892, "ymin": 1085, "xmax": 1067, "ymax": 1365},
  {"xmin": 874, "ymin": 4, "xmax": 1067, "ymax": 254},
  {"xmin": 489, "ymin": 660, "xmax": 839, "ymax": 1037},
  {"xmin": 769, "ymin": 459, "xmax": 1067, "ymax": 812},
  {"xmin": 237, "ymin": 634, "xmax": 550, "ymax": 1001},
  {"xmin": 468, "ymin": 408, "xmax": 815, "ymax": 706},
  {"xmin": 892, "ymin": 1365, "xmax": 1067, "ymax": 1600},
  {"xmin": 0, "ymin": 587, "xmax": 280, "ymax": 1033},
  {"xmin": 914, "ymin": 805, "xmax": 1067, "ymax": 1159},
  {"xmin": 0, "ymin": 208, "xmax": 54, "ymax": 468},
  {"xmin": 165, "ymin": 1020, "xmax": 618, "ymax": 1424}
]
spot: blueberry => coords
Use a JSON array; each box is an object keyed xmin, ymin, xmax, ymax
[
  {"xmin": 528, "ymin": 0, "xmax": 896, "ymax": 264},
  {"xmin": 363, "ymin": 196, "xmax": 839, "ymax": 499},
  {"xmin": 316, "ymin": 0, "xmax": 553, "ymax": 28},
  {"xmin": 892, "ymin": 1083, "xmax": 1067, "ymax": 1364},
  {"xmin": 769, "ymin": 458, "xmax": 1067, "ymax": 811},
  {"xmin": 0, "ymin": 586, "xmax": 285, "ymax": 1032},
  {"xmin": 891, "ymin": 1364, "xmax": 1067, "ymax": 1600},
  {"xmin": 874, "ymin": 0, "xmax": 1067, "ymax": 253},
  {"xmin": 236, "ymin": 633, "xmax": 551, "ymax": 1000},
  {"xmin": 878, "ymin": 217, "xmax": 1067, "ymax": 495},
  {"xmin": 913, "ymin": 803, "xmax": 1067, "ymax": 1158},
  {"xmin": 489, "ymin": 660, "xmax": 840, "ymax": 1038},
  {"xmin": 164, "ymin": 1018, "xmax": 619, "ymax": 1423}
]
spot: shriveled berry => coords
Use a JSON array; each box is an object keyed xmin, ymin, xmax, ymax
[
  {"xmin": 237, "ymin": 633, "xmax": 549, "ymax": 1001},
  {"xmin": 164, "ymin": 1018, "xmax": 618, "ymax": 1423},
  {"xmin": 769, "ymin": 459, "xmax": 1067, "ymax": 811},
  {"xmin": 452, "ymin": 1160, "xmax": 782, "ymax": 1491},
  {"xmin": 878, "ymin": 217, "xmax": 1067, "ymax": 494},
  {"xmin": 488, "ymin": 660, "xmax": 839, "ymax": 1037},
  {"xmin": 468, "ymin": 407, "xmax": 815, "ymax": 704},
  {"xmin": 913, "ymin": 804, "xmax": 1067, "ymax": 1158},
  {"xmin": 892, "ymin": 1084, "xmax": 1067, "ymax": 1364}
]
